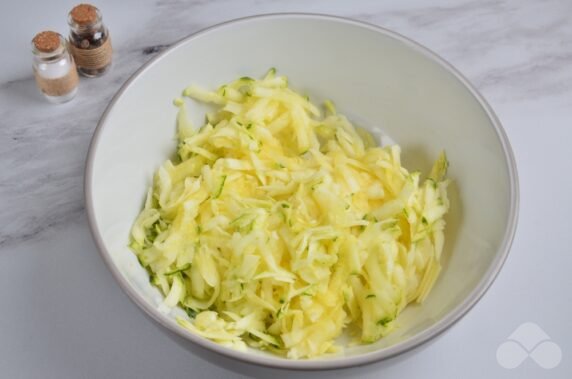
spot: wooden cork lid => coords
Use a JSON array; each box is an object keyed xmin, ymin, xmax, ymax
[
  {"xmin": 33, "ymin": 31, "xmax": 61, "ymax": 53},
  {"xmin": 70, "ymin": 4, "xmax": 99, "ymax": 25}
]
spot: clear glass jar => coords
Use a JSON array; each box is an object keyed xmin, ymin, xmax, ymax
[
  {"xmin": 67, "ymin": 4, "xmax": 112, "ymax": 77},
  {"xmin": 32, "ymin": 31, "xmax": 79, "ymax": 104}
]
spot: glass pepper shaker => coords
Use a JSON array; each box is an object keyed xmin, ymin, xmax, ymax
[
  {"xmin": 67, "ymin": 3, "xmax": 112, "ymax": 77},
  {"xmin": 32, "ymin": 31, "xmax": 79, "ymax": 103}
]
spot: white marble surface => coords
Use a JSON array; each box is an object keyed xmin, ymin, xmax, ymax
[{"xmin": 1, "ymin": 0, "xmax": 571, "ymax": 378}]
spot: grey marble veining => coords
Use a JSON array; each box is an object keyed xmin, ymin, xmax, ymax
[
  {"xmin": 1, "ymin": 0, "xmax": 570, "ymax": 249},
  {"xmin": 1, "ymin": 1, "xmax": 571, "ymax": 378}
]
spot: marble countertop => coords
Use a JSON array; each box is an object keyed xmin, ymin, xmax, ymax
[{"xmin": 1, "ymin": 1, "xmax": 571, "ymax": 378}]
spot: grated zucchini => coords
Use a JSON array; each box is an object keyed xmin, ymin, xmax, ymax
[{"xmin": 130, "ymin": 70, "xmax": 450, "ymax": 359}]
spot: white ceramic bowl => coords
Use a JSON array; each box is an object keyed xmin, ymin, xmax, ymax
[{"xmin": 85, "ymin": 14, "xmax": 518, "ymax": 369}]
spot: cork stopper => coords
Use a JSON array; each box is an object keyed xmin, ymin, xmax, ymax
[
  {"xmin": 33, "ymin": 31, "xmax": 61, "ymax": 53},
  {"xmin": 70, "ymin": 4, "xmax": 99, "ymax": 25}
]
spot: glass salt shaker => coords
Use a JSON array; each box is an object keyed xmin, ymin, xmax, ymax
[
  {"xmin": 67, "ymin": 3, "xmax": 112, "ymax": 77},
  {"xmin": 32, "ymin": 31, "xmax": 79, "ymax": 103}
]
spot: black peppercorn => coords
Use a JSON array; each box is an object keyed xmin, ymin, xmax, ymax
[{"xmin": 67, "ymin": 4, "xmax": 112, "ymax": 77}]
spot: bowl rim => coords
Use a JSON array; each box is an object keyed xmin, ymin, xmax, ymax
[{"xmin": 84, "ymin": 13, "xmax": 519, "ymax": 370}]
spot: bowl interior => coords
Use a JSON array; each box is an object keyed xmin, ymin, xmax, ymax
[{"xmin": 87, "ymin": 15, "xmax": 515, "ymax": 367}]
